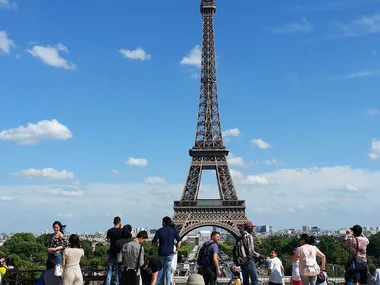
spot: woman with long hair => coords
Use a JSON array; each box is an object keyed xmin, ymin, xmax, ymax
[
  {"xmin": 291, "ymin": 234, "xmax": 326, "ymax": 285},
  {"xmin": 62, "ymin": 234, "xmax": 84, "ymax": 285},
  {"xmin": 48, "ymin": 221, "xmax": 69, "ymax": 265}
]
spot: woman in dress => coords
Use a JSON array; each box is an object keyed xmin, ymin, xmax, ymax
[
  {"xmin": 48, "ymin": 221, "xmax": 69, "ymax": 265},
  {"xmin": 62, "ymin": 234, "xmax": 84, "ymax": 285}
]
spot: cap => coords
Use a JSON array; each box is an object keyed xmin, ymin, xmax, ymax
[
  {"xmin": 350, "ymin": 225, "xmax": 363, "ymax": 236},
  {"xmin": 244, "ymin": 221, "xmax": 256, "ymax": 227},
  {"xmin": 187, "ymin": 273, "xmax": 205, "ymax": 285}
]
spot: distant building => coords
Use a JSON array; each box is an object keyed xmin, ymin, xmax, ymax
[
  {"xmin": 256, "ymin": 225, "xmax": 272, "ymax": 233},
  {"xmin": 311, "ymin": 226, "xmax": 321, "ymax": 233},
  {"xmin": 302, "ymin": 225, "xmax": 311, "ymax": 232}
]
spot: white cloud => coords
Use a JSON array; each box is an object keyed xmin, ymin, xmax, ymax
[
  {"xmin": 144, "ymin": 176, "xmax": 166, "ymax": 184},
  {"xmin": 222, "ymin": 128, "xmax": 240, "ymax": 137},
  {"xmin": 2, "ymin": 164, "xmax": 380, "ymax": 232},
  {"xmin": 119, "ymin": 47, "xmax": 151, "ymax": 60},
  {"xmin": 0, "ymin": 0, "xmax": 16, "ymax": 9},
  {"xmin": 45, "ymin": 186, "xmax": 84, "ymax": 197},
  {"xmin": 339, "ymin": 13, "xmax": 380, "ymax": 37},
  {"xmin": 0, "ymin": 119, "xmax": 73, "ymax": 145},
  {"xmin": 58, "ymin": 213, "xmax": 75, "ymax": 218},
  {"xmin": 366, "ymin": 108, "xmax": 379, "ymax": 116},
  {"xmin": 180, "ymin": 45, "xmax": 201, "ymax": 68},
  {"xmin": 264, "ymin": 158, "xmax": 279, "ymax": 165},
  {"xmin": 28, "ymin": 43, "xmax": 76, "ymax": 70},
  {"xmin": 271, "ymin": 18, "xmax": 313, "ymax": 33},
  {"xmin": 368, "ymin": 138, "xmax": 380, "ymax": 160},
  {"xmin": 333, "ymin": 71, "xmax": 378, "ymax": 79},
  {"xmin": 125, "ymin": 157, "xmax": 148, "ymax": 167},
  {"xmin": 227, "ymin": 153, "xmax": 250, "ymax": 167},
  {"xmin": 111, "ymin": 170, "xmax": 120, "ymax": 175},
  {"xmin": 12, "ymin": 168, "xmax": 74, "ymax": 180},
  {"xmin": 250, "ymin": 138, "xmax": 271, "ymax": 149},
  {"xmin": 0, "ymin": 195, "xmax": 14, "ymax": 201},
  {"xmin": 0, "ymin": 31, "xmax": 15, "ymax": 54}
]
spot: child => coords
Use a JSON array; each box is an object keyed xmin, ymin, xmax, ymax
[
  {"xmin": 287, "ymin": 249, "xmax": 301, "ymax": 285},
  {"xmin": 0, "ymin": 256, "xmax": 10, "ymax": 279},
  {"xmin": 231, "ymin": 271, "xmax": 241, "ymax": 285},
  {"xmin": 267, "ymin": 248, "xmax": 284, "ymax": 285}
]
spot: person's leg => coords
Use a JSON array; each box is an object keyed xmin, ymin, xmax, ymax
[
  {"xmin": 54, "ymin": 252, "xmax": 62, "ymax": 265},
  {"xmin": 300, "ymin": 276, "xmax": 311, "ymax": 285},
  {"xmin": 247, "ymin": 259, "xmax": 259, "ymax": 285},
  {"xmin": 241, "ymin": 264, "xmax": 249, "ymax": 285},
  {"xmin": 156, "ymin": 256, "xmax": 165, "ymax": 285},
  {"xmin": 310, "ymin": 276, "xmax": 317, "ymax": 285},
  {"xmin": 115, "ymin": 261, "xmax": 120, "ymax": 285},
  {"xmin": 106, "ymin": 254, "xmax": 115, "ymax": 285},
  {"xmin": 165, "ymin": 254, "xmax": 173, "ymax": 285}
]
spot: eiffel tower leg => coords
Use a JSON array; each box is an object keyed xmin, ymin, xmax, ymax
[
  {"xmin": 216, "ymin": 164, "xmax": 237, "ymax": 200},
  {"xmin": 181, "ymin": 165, "xmax": 202, "ymax": 201}
]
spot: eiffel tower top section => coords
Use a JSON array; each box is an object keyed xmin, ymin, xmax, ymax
[{"xmin": 191, "ymin": 0, "xmax": 226, "ymax": 157}]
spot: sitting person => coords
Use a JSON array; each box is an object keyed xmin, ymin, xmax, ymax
[
  {"xmin": 231, "ymin": 271, "xmax": 242, "ymax": 285},
  {"xmin": 35, "ymin": 259, "xmax": 61, "ymax": 285}
]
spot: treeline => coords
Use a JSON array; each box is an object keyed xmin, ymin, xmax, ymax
[
  {"xmin": 219, "ymin": 232, "xmax": 380, "ymax": 277},
  {"xmin": 0, "ymin": 233, "xmax": 195, "ymax": 271}
]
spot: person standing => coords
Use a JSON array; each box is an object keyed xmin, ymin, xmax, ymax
[
  {"xmin": 342, "ymin": 225, "xmax": 370, "ymax": 285},
  {"xmin": 240, "ymin": 221, "xmax": 264, "ymax": 285},
  {"xmin": 292, "ymin": 234, "xmax": 326, "ymax": 285},
  {"xmin": 198, "ymin": 231, "xmax": 222, "ymax": 285},
  {"xmin": 120, "ymin": 231, "xmax": 148, "ymax": 285},
  {"xmin": 106, "ymin": 216, "xmax": 123, "ymax": 285},
  {"xmin": 267, "ymin": 248, "xmax": 283, "ymax": 285},
  {"xmin": 152, "ymin": 216, "xmax": 182, "ymax": 285},
  {"xmin": 48, "ymin": 221, "xmax": 69, "ymax": 265},
  {"xmin": 62, "ymin": 234, "xmax": 84, "ymax": 285}
]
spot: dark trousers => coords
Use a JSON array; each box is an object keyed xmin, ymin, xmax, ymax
[{"xmin": 199, "ymin": 266, "xmax": 217, "ymax": 285}]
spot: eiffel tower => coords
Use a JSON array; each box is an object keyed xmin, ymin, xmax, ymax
[{"xmin": 172, "ymin": 0, "xmax": 259, "ymax": 243}]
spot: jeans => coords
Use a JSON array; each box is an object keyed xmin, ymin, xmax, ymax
[
  {"xmin": 242, "ymin": 259, "xmax": 259, "ymax": 285},
  {"xmin": 49, "ymin": 252, "xmax": 62, "ymax": 265},
  {"xmin": 156, "ymin": 254, "xmax": 173, "ymax": 285},
  {"xmin": 106, "ymin": 254, "xmax": 120, "ymax": 285},
  {"xmin": 300, "ymin": 275, "xmax": 317, "ymax": 285}
]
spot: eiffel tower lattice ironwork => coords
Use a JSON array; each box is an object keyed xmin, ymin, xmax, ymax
[{"xmin": 172, "ymin": 0, "xmax": 259, "ymax": 242}]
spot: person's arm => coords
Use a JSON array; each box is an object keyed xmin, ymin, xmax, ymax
[
  {"xmin": 316, "ymin": 247, "xmax": 326, "ymax": 270},
  {"xmin": 211, "ymin": 244, "xmax": 222, "ymax": 276},
  {"xmin": 267, "ymin": 259, "xmax": 273, "ymax": 276},
  {"xmin": 291, "ymin": 249, "xmax": 299, "ymax": 262},
  {"xmin": 151, "ymin": 272, "xmax": 158, "ymax": 285},
  {"xmin": 152, "ymin": 231, "xmax": 159, "ymax": 246},
  {"xmin": 246, "ymin": 234, "xmax": 261, "ymax": 258},
  {"xmin": 175, "ymin": 232, "xmax": 182, "ymax": 253},
  {"xmin": 139, "ymin": 247, "xmax": 145, "ymax": 268},
  {"xmin": 62, "ymin": 251, "xmax": 66, "ymax": 267},
  {"xmin": 342, "ymin": 230, "xmax": 351, "ymax": 247}
]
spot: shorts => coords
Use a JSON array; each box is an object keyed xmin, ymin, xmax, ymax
[{"xmin": 292, "ymin": 280, "xmax": 302, "ymax": 285}]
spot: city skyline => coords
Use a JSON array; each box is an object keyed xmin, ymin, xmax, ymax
[{"xmin": 1, "ymin": 0, "xmax": 380, "ymax": 233}]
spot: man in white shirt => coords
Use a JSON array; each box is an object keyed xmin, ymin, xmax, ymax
[{"xmin": 267, "ymin": 248, "xmax": 284, "ymax": 285}]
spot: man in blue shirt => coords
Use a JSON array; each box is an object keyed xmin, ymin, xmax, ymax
[
  {"xmin": 152, "ymin": 216, "xmax": 182, "ymax": 285},
  {"xmin": 199, "ymin": 231, "xmax": 222, "ymax": 285},
  {"xmin": 106, "ymin": 216, "xmax": 122, "ymax": 285}
]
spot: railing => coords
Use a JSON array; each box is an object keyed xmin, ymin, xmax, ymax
[
  {"xmin": 3, "ymin": 269, "xmax": 107, "ymax": 285},
  {"xmin": 173, "ymin": 276, "xmax": 347, "ymax": 285}
]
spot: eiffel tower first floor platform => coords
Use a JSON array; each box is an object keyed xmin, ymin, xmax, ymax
[{"xmin": 172, "ymin": 199, "xmax": 249, "ymax": 238}]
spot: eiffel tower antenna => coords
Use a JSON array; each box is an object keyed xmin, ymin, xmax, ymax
[{"xmin": 172, "ymin": 0, "xmax": 260, "ymax": 243}]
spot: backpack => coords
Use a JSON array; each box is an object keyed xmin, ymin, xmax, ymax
[
  {"xmin": 233, "ymin": 235, "xmax": 248, "ymax": 266},
  {"xmin": 197, "ymin": 242, "xmax": 213, "ymax": 266}
]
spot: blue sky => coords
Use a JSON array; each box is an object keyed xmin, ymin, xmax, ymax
[{"xmin": 1, "ymin": 0, "xmax": 380, "ymax": 234}]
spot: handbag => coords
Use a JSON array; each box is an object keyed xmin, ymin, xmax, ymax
[
  {"xmin": 121, "ymin": 245, "xmax": 142, "ymax": 285},
  {"xmin": 54, "ymin": 264, "xmax": 63, "ymax": 277},
  {"xmin": 345, "ymin": 237, "xmax": 359, "ymax": 280}
]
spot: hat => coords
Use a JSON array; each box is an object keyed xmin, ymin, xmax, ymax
[
  {"xmin": 350, "ymin": 225, "xmax": 363, "ymax": 236},
  {"xmin": 244, "ymin": 221, "xmax": 256, "ymax": 227},
  {"xmin": 187, "ymin": 274, "xmax": 205, "ymax": 285}
]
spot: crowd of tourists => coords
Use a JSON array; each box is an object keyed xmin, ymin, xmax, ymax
[{"xmin": 0, "ymin": 218, "xmax": 379, "ymax": 285}]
